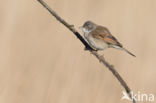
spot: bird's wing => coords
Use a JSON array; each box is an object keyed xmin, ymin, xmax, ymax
[{"xmin": 91, "ymin": 26, "xmax": 123, "ymax": 47}]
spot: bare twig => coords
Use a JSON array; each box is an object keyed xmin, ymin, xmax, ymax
[{"xmin": 37, "ymin": 0, "xmax": 136, "ymax": 103}]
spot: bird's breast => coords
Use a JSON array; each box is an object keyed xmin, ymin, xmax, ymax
[{"xmin": 87, "ymin": 35, "xmax": 108, "ymax": 50}]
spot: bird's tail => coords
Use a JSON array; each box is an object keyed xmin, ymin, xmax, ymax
[{"xmin": 122, "ymin": 48, "xmax": 136, "ymax": 57}]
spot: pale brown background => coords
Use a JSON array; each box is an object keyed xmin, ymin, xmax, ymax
[{"xmin": 0, "ymin": 0, "xmax": 156, "ymax": 103}]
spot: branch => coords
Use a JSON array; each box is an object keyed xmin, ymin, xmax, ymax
[{"xmin": 37, "ymin": 0, "xmax": 136, "ymax": 103}]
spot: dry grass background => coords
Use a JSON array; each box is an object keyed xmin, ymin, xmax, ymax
[{"xmin": 0, "ymin": 0, "xmax": 156, "ymax": 103}]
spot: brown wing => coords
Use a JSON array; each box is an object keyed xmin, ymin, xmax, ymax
[{"xmin": 91, "ymin": 26, "xmax": 122, "ymax": 47}]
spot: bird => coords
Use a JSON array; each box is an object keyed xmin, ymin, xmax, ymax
[{"xmin": 81, "ymin": 21, "xmax": 136, "ymax": 57}]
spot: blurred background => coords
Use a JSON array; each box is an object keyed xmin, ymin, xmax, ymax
[{"xmin": 0, "ymin": 0, "xmax": 156, "ymax": 103}]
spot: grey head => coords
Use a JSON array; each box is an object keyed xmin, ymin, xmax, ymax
[{"xmin": 82, "ymin": 21, "xmax": 97, "ymax": 33}]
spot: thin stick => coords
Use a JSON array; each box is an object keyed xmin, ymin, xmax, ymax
[{"xmin": 37, "ymin": 0, "xmax": 136, "ymax": 103}]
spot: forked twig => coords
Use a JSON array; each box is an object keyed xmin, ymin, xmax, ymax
[{"xmin": 37, "ymin": 0, "xmax": 136, "ymax": 103}]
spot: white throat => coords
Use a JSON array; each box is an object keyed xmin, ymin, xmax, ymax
[{"xmin": 82, "ymin": 28, "xmax": 91, "ymax": 34}]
